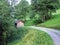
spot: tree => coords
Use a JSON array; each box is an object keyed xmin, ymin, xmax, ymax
[
  {"xmin": 31, "ymin": 0, "xmax": 60, "ymax": 22},
  {"xmin": 15, "ymin": 0, "xmax": 29, "ymax": 21},
  {"xmin": 0, "ymin": 0, "xmax": 11, "ymax": 23},
  {"xmin": 0, "ymin": 0, "xmax": 11, "ymax": 45},
  {"xmin": 0, "ymin": 0, "xmax": 11, "ymax": 32}
]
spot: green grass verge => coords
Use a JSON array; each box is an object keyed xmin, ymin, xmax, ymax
[
  {"xmin": 37, "ymin": 14, "xmax": 60, "ymax": 30},
  {"xmin": 25, "ymin": 20, "xmax": 35, "ymax": 26},
  {"xmin": 7, "ymin": 28, "xmax": 53, "ymax": 45}
]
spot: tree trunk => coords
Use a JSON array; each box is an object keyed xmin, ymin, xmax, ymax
[
  {"xmin": 49, "ymin": 10, "xmax": 52, "ymax": 18},
  {"xmin": 45, "ymin": 9, "xmax": 49, "ymax": 20},
  {"xmin": 3, "ymin": 31, "xmax": 7, "ymax": 45},
  {"xmin": 41, "ymin": 15, "xmax": 45, "ymax": 22}
]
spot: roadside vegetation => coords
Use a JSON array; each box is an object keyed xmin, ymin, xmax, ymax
[
  {"xmin": 7, "ymin": 27, "xmax": 53, "ymax": 45},
  {"xmin": 0, "ymin": 0, "xmax": 60, "ymax": 45},
  {"xmin": 37, "ymin": 14, "xmax": 60, "ymax": 30}
]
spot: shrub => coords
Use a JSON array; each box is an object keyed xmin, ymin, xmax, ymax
[{"xmin": 7, "ymin": 27, "xmax": 29, "ymax": 43}]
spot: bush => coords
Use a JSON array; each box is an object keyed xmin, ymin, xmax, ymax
[
  {"xmin": 25, "ymin": 18, "xmax": 43, "ymax": 26},
  {"xmin": 7, "ymin": 27, "xmax": 29, "ymax": 43},
  {"xmin": 0, "ymin": 19, "xmax": 9, "ymax": 31},
  {"xmin": 25, "ymin": 20, "xmax": 35, "ymax": 26}
]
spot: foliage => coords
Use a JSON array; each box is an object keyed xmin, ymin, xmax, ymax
[
  {"xmin": 37, "ymin": 14, "xmax": 60, "ymax": 30},
  {"xmin": 0, "ymin": 0, "xmax": 11, "ymax": 45},
  {"xmin": 7, "ymin": 27, "xmax": 29, "ymax": 43},
  {"xmin": 31, "ymin": 0, "xmax": 60, "ymax": 22},
  {"xmin": 15, "ymin": 0, "xmax": 29, "ymax": 20},
  {"xmin": 25, "ymin": 18, "xmax": 42, "ymax": 26},
  {"xmin": 25, "ymin": 20, "xmax": 35, "ymax": 26},
  {"xmin": 0, "ymin": 0, "xmax": 11, "ymax": 31},
  {"xmin": 7, "ymin": 28, "xmax": 53, "ymax": 45}
]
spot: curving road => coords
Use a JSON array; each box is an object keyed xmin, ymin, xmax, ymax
[{"xmin": 28, "ymin": 26, "xmax": 60, "ymax": 45}]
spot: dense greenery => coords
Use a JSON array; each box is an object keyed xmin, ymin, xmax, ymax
[
  {"xmin": 7, "ymin": 27, "xmax": 29, "ymax": 43},
  {"xmin": 15, "ymin": 0, "xmax": 29, "ymax": 20},
  {"xmin": 14, "ymin": 0, "xmax": 60, "ymax": 25},
  {"xmin": 0, "ymin": 0, "xmax": 60, "ymax": 29},
  {"xmin": 0, "ymin": 0, "xmax": 60, "ymax": 45},
  {"xmin": 31, "ymin": 0, "xmax": 60, "ymax": 22},
  {"xmin": 7, "ymin": 28, "xmax": 53, "ymax": 45},
  {"xmin": 37, "ymin": 14, "xmax": 60, "ymax": 30},
  {"xmin": 0, "ymin": 0, "xmax": 11, "ymax": 45},
  {"xmin": 0, "ymin": 0, "xmax": 11, "ymax": 31}
]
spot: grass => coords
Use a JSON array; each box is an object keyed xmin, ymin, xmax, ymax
[
  {"xmin": 7, "ymin": 27, "xmax": 29, "ymax": 43},
  {"xmin": 25, "ymin": 20, "xmax": 35, "ymax": 26},
  {"xmin": 37, "ymin": 14, "xmax": 60, "ymax": 30},
  {"xmin": 7, "ymin": 27, "xmax": 53, "ymax": 45}
]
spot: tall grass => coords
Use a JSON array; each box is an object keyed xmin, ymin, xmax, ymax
[{"xmin": 7, "ymin": 28, "xmax": 53, "ymax": 45}]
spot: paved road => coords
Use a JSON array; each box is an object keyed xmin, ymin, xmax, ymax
[{"xmin": 28, "ymin": 26, "xmax": 60, "ymax": 45}]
